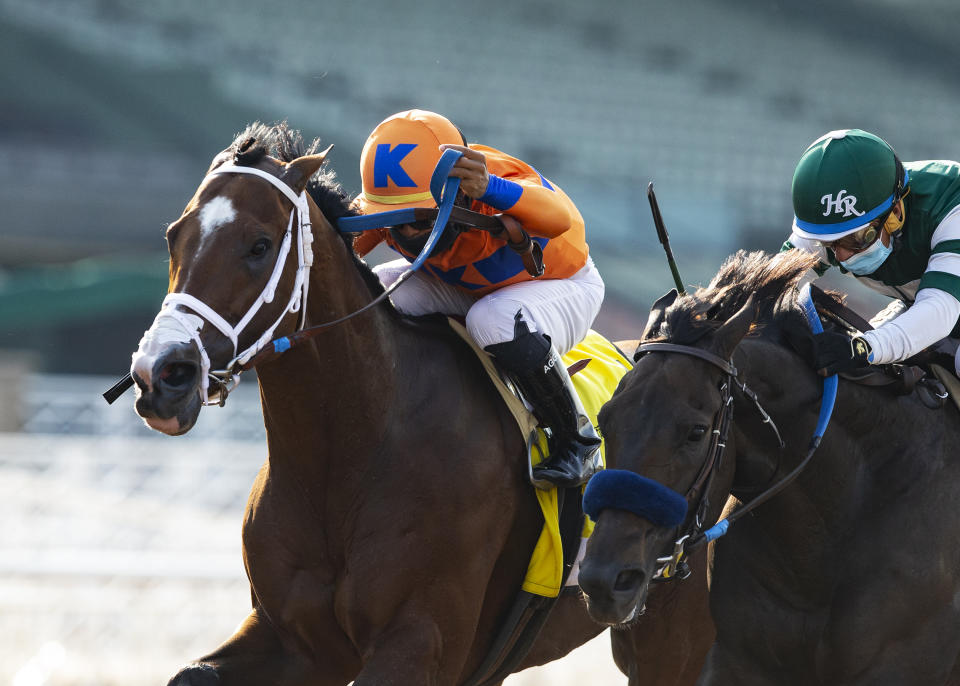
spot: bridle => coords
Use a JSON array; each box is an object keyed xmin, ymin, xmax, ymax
[
  {"xmin": 632, "ymin": 342, "xmax": 785, "ymax": 581},
  {"xmin": 614, "ymin": 285, "xmax": 837, "ymax": 585},
  {"xmin": 139, "ymin": 164, "xmax": 315, "ymax": 406},
  {"xmin": 110, "ymin": 148, "xmax": 542, "ymax": 407}
]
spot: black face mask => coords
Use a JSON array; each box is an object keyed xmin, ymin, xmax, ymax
[
  {"xmin": 390, "ymin": 220, "xmax": 467, "ymax": 257},
  {"xmin": 389, "ymin": 192, "xmax": 472, "ymax": 257}
]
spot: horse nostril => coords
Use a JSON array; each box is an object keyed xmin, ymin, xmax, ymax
[
  {"xmin": 614, "ymin": 568, "xmax": 644, "ymax": 592},
  {"xmin": 157, "ymin": 361, "xmax": 198, "ymax": 390}
]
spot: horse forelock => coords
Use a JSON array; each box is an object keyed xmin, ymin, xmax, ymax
[
  {"xmin": 220, "ymin": 122, "xmax": 354, "ymax": 217},
  {"xmin": 654, "ymin": 249, "xmax": 819, "ymax": 345},
  {"xmin": 228, "ymin": 121, "xmax": 308, "ymax": 165},
  {"xmin": 201, "ymin": 121, "xmax": 389, "ymax": 307}
]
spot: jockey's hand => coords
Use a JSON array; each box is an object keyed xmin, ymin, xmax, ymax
[
  {"xmin": 812, "ymin": 331, "xmax": 873, "ymax": 376},
  {"xmin": 439, "ymin": 144, "xmax": 489, "ymax": 198}
]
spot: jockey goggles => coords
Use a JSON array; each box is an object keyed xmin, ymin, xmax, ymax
[
  {"xmin": 824, "ymin": 216, "xmax": 884, "ymax": 253},
  {"xmin": 824, "ymin": 188, "xmax": 908, "ymax": 254}
]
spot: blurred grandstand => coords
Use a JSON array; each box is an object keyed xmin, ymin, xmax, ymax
[
  {"xmin": 2, "ymin": 1, "xmax": 960, "ymax": 683},
  {"xmin": 2, "ymin": 0, "xmax": 960, "ymax": 374}
]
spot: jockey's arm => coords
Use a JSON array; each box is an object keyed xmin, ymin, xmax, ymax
[
  {"xmin": 480, "ymin": 180, "xmax": 573, "ymax": 238},
  {"xmin": 863, "ymin": 287, "xmax": 960, "ymax": 363},
  {"xmin": 442, "ymin": 144, "xmax": 573, "ymax": 238},
  {"xmin": 864, "ymin": 210, "xmax": 960, "ymax": 363}
]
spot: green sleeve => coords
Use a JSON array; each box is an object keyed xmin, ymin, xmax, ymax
[{"xmin": 918, "ymin": 270, "xmax": 960, "ymax": 301}]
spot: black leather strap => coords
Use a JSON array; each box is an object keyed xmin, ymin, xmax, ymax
[{"xmin": 637, "ymin": 342, "xmax": 738, "ymax": 377}]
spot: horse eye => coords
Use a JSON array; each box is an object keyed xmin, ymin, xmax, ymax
[
  {"xmin": 687, "ymin": 425, "xmax": 708, "ymax": 441},
  {"xmin": 249, "ymin": 238, "xmax": 271, "ymax": 257}
]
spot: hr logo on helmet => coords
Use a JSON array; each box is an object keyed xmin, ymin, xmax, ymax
[
  {"xmin": 820, "ymin": 190, "xmax": 864, "ymax": 218},
  {"xmin": 374, "ymin": 143, "xmax": 417, "ymax": 188}
]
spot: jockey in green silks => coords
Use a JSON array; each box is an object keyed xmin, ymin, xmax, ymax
[{"xmin": 782, "ymin": 129, "xmax": 960, "ymax": 377}]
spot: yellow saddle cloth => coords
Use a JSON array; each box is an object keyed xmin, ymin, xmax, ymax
[{"xmin": 447, "ymin": 320, "xmax": 633, "ymax": 597}]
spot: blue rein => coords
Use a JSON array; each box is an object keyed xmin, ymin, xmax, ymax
[
  {"xmin": 336, "ymin": 148, "xmax": 463, "ymax": 276},
  {"xmin": 583, "ymin": 284, "xmax": 839, "ymax": 556},
  {"xmin": 263, "ymin": 150, "xmax": 464, "ymax": 357},
  {"xmin": 799, "ymin": 283, "xmax": 839, "ymax": 444}
]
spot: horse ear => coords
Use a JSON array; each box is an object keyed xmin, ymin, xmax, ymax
[
  {"xmin": 206, "ymin": 149, "xmax": 233, "ymax": 174},
  {"xmin": 641, "ymin": 289, "xmax": 679, "ymax": 341},
  {"xmin": 713, "ymin": 294, "xmax": 757, "ymax": 360},
  {"xmin": 281, "ymin": 144, "xmax": 334, "ymax": 193}
]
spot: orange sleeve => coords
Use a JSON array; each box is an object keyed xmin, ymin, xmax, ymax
[
  {"xmin": 472, "ymin": 145, "xmax": 574, "ymax": 239},
  {"xmin": 498, "ymin": 182, "xmax": 573, "ymax": 238},
  {"xmin": 352, "ymin": 228, "xmax": 387, "ymax": 257}
]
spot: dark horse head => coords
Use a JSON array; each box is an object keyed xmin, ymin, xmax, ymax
[{"xmin": 579, "ymin": 249, "xmax": 960, "ymax": 684}]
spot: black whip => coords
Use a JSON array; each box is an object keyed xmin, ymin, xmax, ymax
[{"xmin": 647, "ymin": 182, "xmax": 686, "ymax": 295}]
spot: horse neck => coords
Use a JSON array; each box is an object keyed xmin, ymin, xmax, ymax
[
  {"xmin": 251, "ymin": 213, "xmax": 454, "ymax": 480},
  {"xmin": 730, "ymin": 338, "xmax": 860, "ymax": 510}
]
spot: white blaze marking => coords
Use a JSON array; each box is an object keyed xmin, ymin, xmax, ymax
[{"xmin": 199, "ymin": 196, "xmax": 236, "ymax": 244}]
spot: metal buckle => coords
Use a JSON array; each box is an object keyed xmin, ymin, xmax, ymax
[
  {"xmin": 204, "ymin": 371, "xmax": 240, "ymax": 407},
  {"xmin": 527, "ymin": 429, "xmax": 554, "ymax": 490},
  {"xmin": 654, "ymin": 534, "xmax": 691, "ymax": 581}
]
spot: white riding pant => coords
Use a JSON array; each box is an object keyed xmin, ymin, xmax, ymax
[{"xmin": 373, "ymin": 257, "xmax": 605, "ymax": 355}]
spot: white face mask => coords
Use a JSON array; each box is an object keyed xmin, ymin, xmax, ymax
[{"xmin": 839, "ymin": 233, "xmax": 893, "ymax": 275}]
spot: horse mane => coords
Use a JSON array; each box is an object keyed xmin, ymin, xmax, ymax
[
  {"xmin": 217, "ymin": 124, "xmax": 492, "ymax": 341},
  {"xmin": 652, "ymin": 249, "xmax": 820, "ymax": 345},
  {"xmin": 222, "ymin": 121, "xmax": 387, "ymax": 300}
]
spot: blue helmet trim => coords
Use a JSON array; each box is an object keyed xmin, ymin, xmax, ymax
[{"xmin": 794, "ymin": 169, "xmax": 909, "ymax": 241}]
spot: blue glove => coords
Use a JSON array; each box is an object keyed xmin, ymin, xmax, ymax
[{"xmin": 812, "ymin": 331, "xmax": 872, "ymax": 376}]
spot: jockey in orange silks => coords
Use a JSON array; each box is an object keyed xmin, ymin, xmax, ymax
[{"xmin": 353, "ymin": 110, "xmax": 605, "ymax": 488}]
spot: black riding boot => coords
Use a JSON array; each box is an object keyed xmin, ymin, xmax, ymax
[{"xmin": 486, "ymin": 314, "xmax": 601, "ymax": 489}]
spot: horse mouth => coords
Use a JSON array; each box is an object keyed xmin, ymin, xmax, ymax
[
  {"xmin": 134, "ymin": 379, "xmax": 202, "ymax": 435},
  {"xmin": 131, "ymin": 349, "xmax": 204, "ymax": 435},
  {"xmin": 580, "ymin": 565, "xmax": 652, "ymax": 626}
]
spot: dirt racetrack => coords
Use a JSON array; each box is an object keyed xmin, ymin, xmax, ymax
[{"xmin": 2, "ymin": 433, "xmax": 626, "ymax": 685}]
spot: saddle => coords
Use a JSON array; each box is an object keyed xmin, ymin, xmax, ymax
[
  {"xmin": 444, "ymin": 319, "xmax": 631, "ymax": 686},
  {"xmin": 444, "ymin": 318, "xmax": 632, "ymax": 596},
  {"xmin": 809, "ymin": 286, "xmax": 951, "ymax": 411}
]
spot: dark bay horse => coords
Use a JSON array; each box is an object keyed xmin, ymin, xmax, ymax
[
  {"xmin": 128, "ymin": 122, "xmax": 712, "ymax": 685},
  {"xmin": 578, "ymin": 249, "xmax": 960, "ymax": 685}
]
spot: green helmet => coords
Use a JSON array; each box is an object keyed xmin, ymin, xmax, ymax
[{"xmin": 791, "ymin": 129, "xmax": 907, "ymax": 241}]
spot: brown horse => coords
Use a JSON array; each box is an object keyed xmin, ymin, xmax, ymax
[{"xmin": 128, "ymin": 122, "xmax": 713, "ymax": 685}]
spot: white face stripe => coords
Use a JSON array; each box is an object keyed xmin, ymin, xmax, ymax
[{"xmin": 199, "ymin": 196, "xmax": 237, "ymax": 244}]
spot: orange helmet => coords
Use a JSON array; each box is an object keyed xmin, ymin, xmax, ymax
[{"xmin": 356, "ymin": 110, "xmax": 465, "ymax": 214}]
